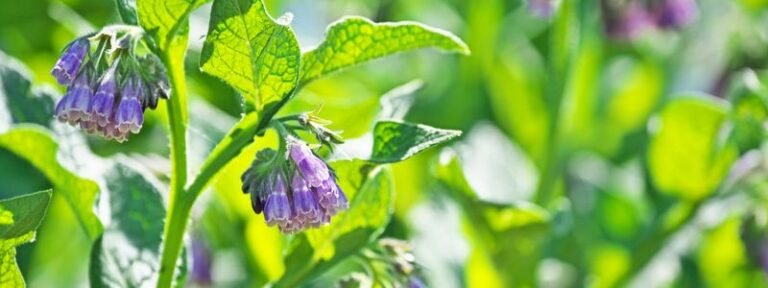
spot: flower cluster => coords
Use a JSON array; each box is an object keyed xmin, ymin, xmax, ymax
[
  {"xmin": 51, "ymin": 32, "xmax": 168, "ymax": 142},
  {"xmin": 600, "ymin": 0, "xmax": 697, "ymax": 40},
  {"xmin": 242, "ymin": 137, "xmax": 348, "ymax": 233}
]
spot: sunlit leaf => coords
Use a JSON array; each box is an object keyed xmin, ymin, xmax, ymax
[
  {"xmin": 377, "ymin": 79, "xmax": 423, "ymax": 121},
  {"xmin": 434, "ymin": 150, "xmax": 550, "ymax": 286},
  {"xmin": 299, "ymin": 16, "xmax": 469, "ymax": 87},
  {"xmin": 698, "ymin": 217, "xmax": 764, "ymax": 287},
  {"xmin": 369, "ymin": 120, "xmax": 461, "ymax": 164},
  {"xmin": 648, "ymin": 96, "xmax": 738, "ymax": 200},
  {"xmin": 137, "ymin": 0, "xmax": 208, "ymax": 53},
  {"xmin": 0, "ymin": 126, "xmax": 102, "ymax": 239},
  {"xmin": 0, "ymin": 190, "xmax": 52, "ymax": 287},
  {"xmin": 89, "ymin": 161, "xmax": 166, "ymax": 287},
  {"xmin": 200, "ymin": 0, "xmax": 300, "ymax": 111}
]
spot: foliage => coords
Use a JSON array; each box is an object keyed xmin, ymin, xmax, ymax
[{"xmin": 3, "ymin": 0, "xmax": 768, "ymax": 287}]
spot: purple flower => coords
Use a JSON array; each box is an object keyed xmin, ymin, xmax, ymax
[
  {"xmin": 190, "ymin": 236, "xmax": 213, "ymax": 286},
  {"xmin": 602, "ymin": 0, "xmax": 655, "ymax": 40},
  {"xmin": 291, "ymin": 171, "xmax": 323, "ymax": 224},
  {"xmin": 314, "ymin": 176, "xmax": 348, "ymax": 215},
  {"xmin": 289, "ymin": 140, "xmax": 330, "ymax": 187},
  {"xmin": 51, "ymin": 38, "xmax": 89, "ymax": 85},
  {"xmin": 655, "ymin": 0, "xmax": 697, "ymax": 29},
  {"xmin": 55, "ymin": 73, "xmax": 93, "ymax": 125},
  {"xmin": 115, "ymin": 79, "xmax": 145, "ymax": 134},
  {"xmin": 89, "ymin": 65, "xmax": 118, "ymax": 127},
  {"xmin": 263, "ymin": 174, "xmax": 291, "ymax": 227},
  {"xmin": 529, "ymin": 0, "xmax": 554, "ymax": 18},
  {"xmin": 408, "ymin": 276, "xmax": 426, "ymax": 288},
  {"xmin": 242, "ymin": 139, "xmax": 349, "ymax": 234}
]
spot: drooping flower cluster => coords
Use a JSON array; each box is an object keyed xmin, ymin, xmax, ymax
[
  {"xmin": 51, "ymin": 31, "xmax": 168, "ymax": 142},
  {"xmin": 241, "ymin": 137, "xmax": 348, "ymax": 233},
  {"xmin": 600, "ymin": 0, "xmax": 697, "ymax": 40}
]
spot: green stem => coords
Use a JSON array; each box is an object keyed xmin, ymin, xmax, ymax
[
  {"xmin": 157, "ymin": 49, "xmax": 188, "ymax": 288},
  {"xmin": 186, "ymin": 113, "xmax": 262, "ymax": 200},
  {"xmin": 157, "ymin": 195, "xmax": 193, "ymax": 288}
]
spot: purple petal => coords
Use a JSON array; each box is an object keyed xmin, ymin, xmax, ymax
[{"xmin": 51, "ymin": 39, "xmax": 89, "ymax": 85}]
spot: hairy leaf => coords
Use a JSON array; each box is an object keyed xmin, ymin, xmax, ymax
[
  {"xmin": 200, "ymin": 0, "xmax": 300, "ymax": 111},
  {"xmin": 137, "ymin": 0, "xmax": 208, "ymax": 54},
  {"xmin": 0, "ymin": 190, "xmax": 52, "ymax": 287},
  {"xmin": 90, "ymin": 161, "xmax": 166, "ymax": 287},
  {"xmin": 0, "ymin": 126, "xmax": 102, "ymax": 239},
  {"xmin": 648, "ymin": 96, "xmax": 738, "ymax": 200},
  {"xmin": 0, "ymin": 52, "xmax": 55, "ymax": 131},
  {"xmin": 299, "ymin": 16, "xmax": 469, "ymax": 86},
  {"xmin": 370, "ymin": 120, "xmax": 461, "ymax": 163}
]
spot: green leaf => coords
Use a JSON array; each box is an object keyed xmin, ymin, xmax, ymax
[
  {"xmin": 0, "ymin": 126, "xmax": 102, "ymax": 239},
  {"xmin": 377, "ymin": 79, "xmax": 423, "ymax": 121},
  {"xmin": 115, "ymin": 0, "xmax": 139, "ymax": 25},
  {"xmin": 0, "ymin": 190, "xmax": 52, "ymax": 287},
  {"xmin": 200, "ymin": 0, "xmax": 301, "ymax": 111},
  {"xmin": 299, "ymin": 16, "xmax": 470, "ymax": 87},
  {"xmin": 648, "ymin": 96, "xmax": 738, "ymax": 200},
  {"xmin": 90, "ymin": 161, "xmax": 166, "ymax": 287},
  {"xmin": 369, "ymin": 120, "xmax": 461, "ymax": 164},
  {"xmin": 0, "ymin": 51, "xmax": 55, "ymax": 131},
  {"xmin": 278, "ymin": 160, "xmax": 393, "ymax": 286},
  {"xmin": 137, "ymin": 0, "xmax": 208, "ymax": 53},
  {"xmin": 433, "ymin": 151, "xmax": 550, "ymax": 286}
]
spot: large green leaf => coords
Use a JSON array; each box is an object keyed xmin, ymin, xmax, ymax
[
  {"xmin": 0, "ymin": 126, "xmax": 102, "ymax": 239},
  {"xmin": 0, "ymin": 190, "xmax": 52, "ymax": 287},
  {"xmin": 278, "ymin": 160, "xmax": 393, "ymax": 286},
  {"xmin": 369, "ymin": 120, "xmax": 461, "ymax": 164},
  {"xmin": 200, "ymin": 0, "xmax": 301, "ymax": 111},
  {"xmin": 433, "ymin": 151, "xmax": 550, "ymax": 287},
  {"xmin": 648, "ymin": 97, "xmax": 738, "ymax": 200},
  {"xmin": 299, "ymin": 16, "xmax": 469, "ymax": 87},
  {"xmin": 137, "ymin": 0, "xmax": 208, "ymax": 54},
  {"xmin": 89, "ymin": 161, "xmax": 166, "ymax": 287},
  {"xmin": 0, "ymin": 51, "xmax": 55, "ymax": 131}
]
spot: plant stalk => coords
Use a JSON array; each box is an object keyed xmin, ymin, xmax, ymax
[{"xmin": 157, "ymin": 49, "xmax": 189, "ymax": 288}]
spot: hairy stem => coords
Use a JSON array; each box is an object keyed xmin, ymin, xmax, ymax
[
  {"xmin": 157, "ymin": 49, "xmax": 188, "ymax": 288},
  {"xmin": 186, "ymin": 112, "xmax": 263, "ymax": 200}
]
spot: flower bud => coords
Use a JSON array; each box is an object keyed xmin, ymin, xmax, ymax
[{"xmin": 51, "ymin": 38, "xmax": 89, "ymax": 85}]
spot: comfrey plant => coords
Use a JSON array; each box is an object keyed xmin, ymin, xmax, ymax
[
  {"xmin": 19, "ymin": 0, "xmax": 468, "ymax": 287},
  {"xmin": 52, "ymin": 28, "xmax": 168, "ymax": 142}
]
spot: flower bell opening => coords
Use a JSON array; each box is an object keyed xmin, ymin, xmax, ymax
[
  {"xmin": 50, "ymin": 31, "xmax": 168, "ymax": 142},
  {"xmin": 241, "ymin": 137, "xmax": 349, "ymax": 234}
]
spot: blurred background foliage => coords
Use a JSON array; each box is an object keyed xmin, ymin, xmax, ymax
[{"xmin": 3, "ymin": 0, "xmax": 768, "ymax": 287}]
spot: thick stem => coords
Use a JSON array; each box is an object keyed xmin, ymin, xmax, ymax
[
  {"xmin": 157, "ymin": 195, "xmax": 192, "ymax": 288},
  {"xmin": 157, "ymin": 50, "xmax": 188, "ymax": 288},
  {"xmin": 185, "ymin": 113, "xmax": 262, "ymax": 200}
]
